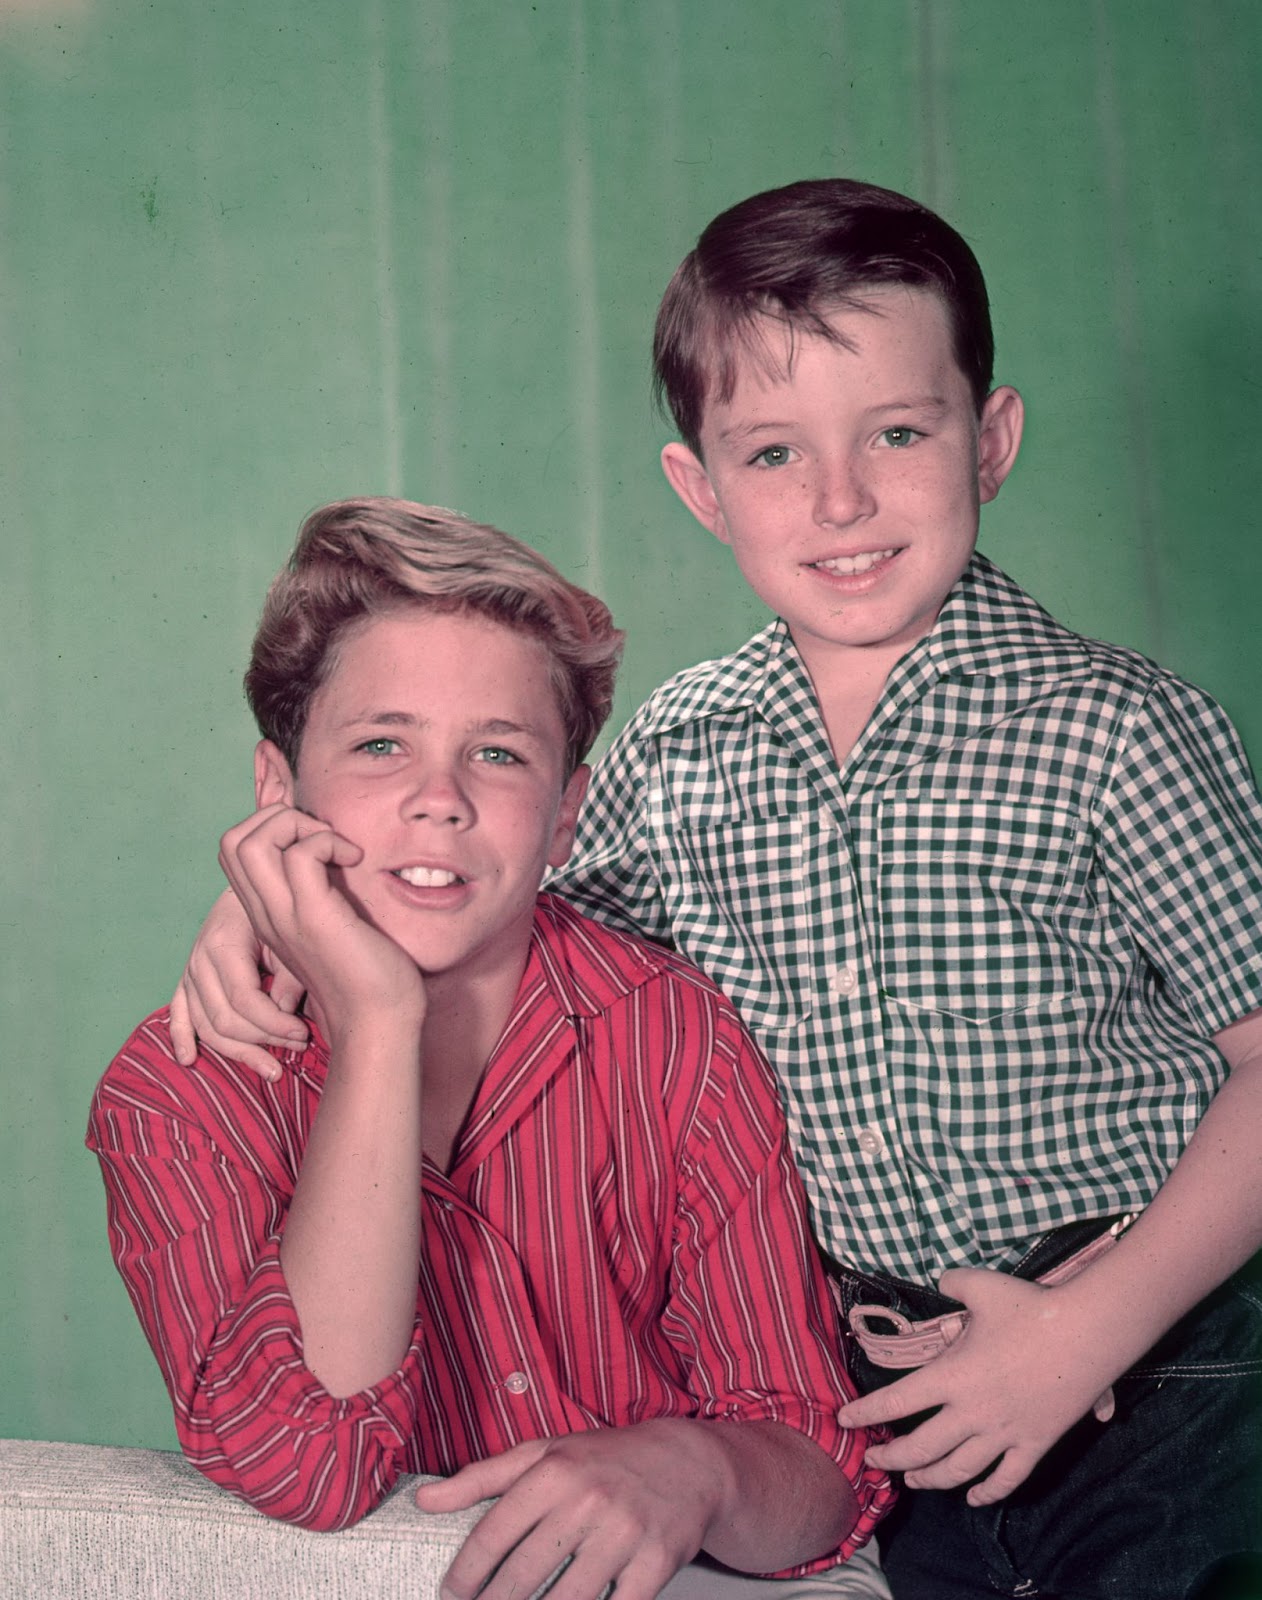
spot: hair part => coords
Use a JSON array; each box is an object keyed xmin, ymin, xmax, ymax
[
  {"xmin": 653, "ymin": 177, "xmax": 995, "ymax": 455},
  {"xmin": 246, "ymin": 498, "xmax": 624, "ymax": 775}
]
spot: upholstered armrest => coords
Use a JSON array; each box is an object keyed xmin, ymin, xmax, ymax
[
  {"xmin": 0, "ymin": 1438, "xmax": 484, "ymax": 1599},
  {"xmin": 1, "ymin": 1437, "xmax": 891, "ymax": 1598}
]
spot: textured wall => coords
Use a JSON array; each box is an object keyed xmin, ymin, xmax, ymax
[{"xmin": 2, "ymin": 0, "xmax": 1259, "ymax": 1449}]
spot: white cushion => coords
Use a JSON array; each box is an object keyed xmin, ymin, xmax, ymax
[{"xmin": 0, "ymin": 1438, "xmax": 481, "ymax": 1599}]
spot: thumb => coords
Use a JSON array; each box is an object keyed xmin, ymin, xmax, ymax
[
  {"xmin": 258, "ymin": 945, "xmax": 309, "ymax": 1025},
  {"xmin": 937, "ymin": 1264, "xmax": 995, "ymax": 1307},
  {"xmin": 415, "ymin": 1440, "xmax": 546, "ymax": 1512}
]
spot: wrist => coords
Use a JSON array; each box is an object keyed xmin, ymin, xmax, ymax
[
  {"xmin": 323, "ymin": 998, "xmax": 426, "ymax": 1062},
  {"xmin": 1039, "ymin": 1270, "xmax": 1161, "ymax": 1390}
]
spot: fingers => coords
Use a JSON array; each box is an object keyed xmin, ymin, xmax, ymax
[
  {"xmin": 172, "ymin": 885, "xmax": 308, "ymax": 1077},
  {"xmin": 965, "ymin": 1448, "xmax": 1038, "ymax": 1506},
  {"xmin": 265, "ymin": 955, "xmax": 307, "ymax": 1016},
  {"xmin": 858, "ymin": 1397, "xmax": 1035, "ymax": 1499},
  {"xmin": 415, "ymin": 1442, "xmax": 544, "ymax": 1512},
  {"xmin": 220, "ymin": 804, "xmax": 366, "ymax": 975},
  {"xmin": 936, "ymin": 1265, "xmax": 996, "ymax": 1305},
  {"xmin": 417, "ymin": 1438, "xmax": 687, "ymax": 1600},
  {"xmin": 168, "ymin": 980, "xmax": 199, "ymax": 1067},
  {"xmin": 838, "ymin": 1366, "xmax": 936, "ymax": 1430},
  {"xmin": 187, "ymin": 929, "xmax": 309, "ymax": 1051},
  {"xmin": 219, "ymin": 804, "xmax": 359, "ymax": 946},
  {"xmin": 863, "ymin": 1403, "xmax": 967, "ymax": 1476},
  {"xmin": 436, "ymin": 1492, "xmax": 671, "ymax": 1600}
]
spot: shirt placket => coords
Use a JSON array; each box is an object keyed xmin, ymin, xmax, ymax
[
  {"xmin": 768, "ymin": 644, "xmax": 955, "ymax": 1278},
  {"xmin": 419, "ymin": 993, "xmax": 597, "ymax": 1456}
]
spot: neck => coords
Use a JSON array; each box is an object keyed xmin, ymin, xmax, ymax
[
  {"xmin": 789, "ymin": 632, "xmax": 910, "ymax": 763},
  {"xmin": 416, "ymin": 959, "xmax": 529, "ymax": 1174},
  {"xmin": 421, "ymin": 941, "xmax": 531, "ymax": 1081}
]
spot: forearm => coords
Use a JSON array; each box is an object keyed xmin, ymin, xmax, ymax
[
  {"xmin": 94, "ymin": 1152, "xmax": 424, "ymax": 1530},
  {"xmin": 281, "ymin": 1009, "xmax": 425, "ymax": 1397},
  {"xmin": 694, "ymin": 1419, "xmax": 859, "ymax": 1574},
  {"xmin": 1059, "ymin": 1025, "xmax": 1262, "ymax": 1367}
]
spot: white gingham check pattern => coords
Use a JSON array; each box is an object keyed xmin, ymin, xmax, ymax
[{"xmin": 551, "ymin": 556, "xmax": 1262, "ymax": 1281}]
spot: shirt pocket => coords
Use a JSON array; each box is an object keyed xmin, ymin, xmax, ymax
[
  {"xmin": 875, "ymin": 794, "xmax": 1082, "ymax": 1022},
  {"xmin": 660, "ymin": 812, "xmax": 816, "ymax": 1032}
]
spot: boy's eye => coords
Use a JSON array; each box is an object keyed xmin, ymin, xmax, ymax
[
  {"xmin": 749, "ymin": 444, "xmax": 794, "ymax": 468},
  {"xmin": 356, "ymin": 737, "xmax": 400, "ymax": 756},
  {"xmin": 878, "ymin": 427, "xmax": 922, "ymax": 448},
  {"xmin": 475, "ymin": 746, "xmax": 520, "ymax": 766}
]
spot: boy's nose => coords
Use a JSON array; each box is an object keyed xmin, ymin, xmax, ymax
[
  {"xmin": 813, "ymin": 457, "xmax": 874, "ymax": 527},
  {"xmin": 403, "ymin": 764, "xmax": 474, "ymax": 826}
]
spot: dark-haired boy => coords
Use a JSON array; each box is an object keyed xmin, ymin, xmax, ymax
[
  {"xmin": 89, "ymin": 499, "xmax": 893, "ymax": 1599},
  {"xmin": 564, "ymin": 181, "xmax": 1262, "ymax": 1599},
  {"xmin": 171, "ymin": 185, "xmax": 1262, "ymax": 1599}
]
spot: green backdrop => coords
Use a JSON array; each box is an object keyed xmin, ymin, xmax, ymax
[{"xmin": 3, "ymin": 0, "xmax": 1259, "ymax": 1450}]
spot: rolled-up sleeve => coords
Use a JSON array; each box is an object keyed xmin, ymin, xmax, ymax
[{"xmin": 88, "ymin": 1021, "xmax": 423, "ymax": 1530}]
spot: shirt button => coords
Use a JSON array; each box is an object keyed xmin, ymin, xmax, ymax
[
  {"xmin": 856, "ymin": 1126, "xmax": 884, "ymax": 1156},
  {"xmin": 503, "ymin": 1371, "xmax": 530, "ymax": 1395},
  {"xmin": 831, "ymin": 964, "xmax": 859, "ymax": 995}
]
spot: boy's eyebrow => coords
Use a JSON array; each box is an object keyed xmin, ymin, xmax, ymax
[
  {"xmin": 336, "ymin": 710, "xmax": 548, "ymax": 740},
  {"xmin": 873, "ymin": 394, "xmax": 951, "ymax": 417},
  {"xmin": 715, "ymin": 394, "xmax": 951, "ymax": 444}
]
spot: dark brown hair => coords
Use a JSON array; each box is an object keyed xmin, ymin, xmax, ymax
[
  {"xmin": 246, "ymin": 498, "xmax": 623, "ymax": 774},
  {"xmin": 653, "ymin": 178, "xmax": 995, "ymax": 454}
]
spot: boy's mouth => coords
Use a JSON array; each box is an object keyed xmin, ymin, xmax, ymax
[
  {"xmin": 393, "ymin": 866, "xmax": 466, "ymax": 888},
  {"xmin": 810, "ymin": 547, "xmax": 900, "ymax": 576}
]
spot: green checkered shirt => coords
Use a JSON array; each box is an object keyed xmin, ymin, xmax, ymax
[{"xmin": 550, "ymin": 556, "xmax": 1262, "ymax": 1281}]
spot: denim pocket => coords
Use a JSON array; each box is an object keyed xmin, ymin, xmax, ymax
[{"xmin": 1125, "ymin": 1271, "xmax": 1262, "ymax": 1383}]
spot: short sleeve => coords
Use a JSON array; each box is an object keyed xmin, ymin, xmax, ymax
[
  {"xmin": 549, "ymin": 715, "xmax": 675, "ymax": 945},
  {"xmin": 1093, "ymin": 674, "xmax": 1262, "ymax": 1036}
]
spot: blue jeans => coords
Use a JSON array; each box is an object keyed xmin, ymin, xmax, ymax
[{"xmin": 833, "ymin": 1244, "xmax": 1262, "ymax": 1599}]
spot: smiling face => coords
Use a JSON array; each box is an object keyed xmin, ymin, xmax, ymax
[
  {"xmin": 255, "ymin": 606, "xmax": 588, "ymax": 1006},
  {"xmin": 661, "ymin": 287, "xmax": 1023, "ymax": 683}
]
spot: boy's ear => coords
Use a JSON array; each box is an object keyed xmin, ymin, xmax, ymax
[
  {"xmin": 661, "ymin": 442, "xmax": 729, "ymax": 543},
  {"xmin": 546, "ymin": 764, "xmax": 591, "ymax": 871},
  {"xmin": 254, "ymin": 740, "xmax": 296, "ymax": 810},
  {"xmin": 977, "ymin": 386, "xmax": 1024, "ymax": 504}
]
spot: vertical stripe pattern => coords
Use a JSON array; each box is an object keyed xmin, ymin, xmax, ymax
[{"xmin": 87, "ymin": 894, "xmax": 892, "ymax": 1567}]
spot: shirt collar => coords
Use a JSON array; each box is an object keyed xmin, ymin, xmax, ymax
[
  {"xmin": 293, "ymin": 893, "xmax": 656, "ymax": 1056},
  {"xmin": 917, "ymin": 553, "xmax": 1094, "ymax": 683},
  {"xmin": 639, "ymin": 554, "xmax": 1093, "ymax": 736},
  {"xmin": 447, "ymin": 896, "xmax": 662, "ymax": 1177},
  {"xmin": 526, "ymin": 891, "xmax": 665, "ymax": 1019}
]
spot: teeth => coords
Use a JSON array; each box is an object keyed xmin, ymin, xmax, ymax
[
  {"xmin": 395, "ymin": 866, "xmax": 461, "ymax": 888},
  {"xmin": 815, "ymin": 548, "xmax": 897, "ymax": 575}
]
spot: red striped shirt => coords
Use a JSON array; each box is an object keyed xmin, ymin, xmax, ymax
[{"xmin": 87, "ymin": 894, "xmax": 892, "ymax": 1566}]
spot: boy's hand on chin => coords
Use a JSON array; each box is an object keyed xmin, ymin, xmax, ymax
[
  {"xmin": 220, "ymin": 801, "xmax": 425, "ymax": 1039},
  {"xmin": 414, "ymin": 1423, "xmax": 720, "ymax": 1600},
  {"xmin": 837, "ymin": 1268, "xmax": 1129, "ymax": 1505}
]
